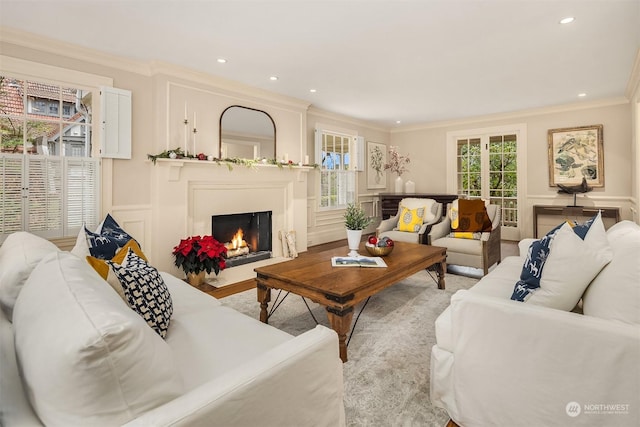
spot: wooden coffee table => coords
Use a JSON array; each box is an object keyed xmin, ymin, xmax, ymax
[{"xmin": 254, "ymin": 241, "xmax": 446, "ymax": 362}]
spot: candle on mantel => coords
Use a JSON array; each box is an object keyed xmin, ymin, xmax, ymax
[
  {"xmin": 193, "ymin": 112, "xmax": 197, "ymax": 155},
  {"xmin": 284, "ymin": 153, "xmax": 288, "ymax": 162},
  {"xmin": 304, "ymin": 155, "xmax": 309, "ymax": 164},
  {"xmin": 183, "ymin": 102, "xmax": 188, "ymax": 154}
]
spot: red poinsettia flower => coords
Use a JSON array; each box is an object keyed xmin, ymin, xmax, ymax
[
  {"xmin": 173, "ymin": 237, "xmax": 195, "ymax": 257},
  {"xmin": 197, "ymin": 235, "xmax": 227, "ymax": 260},
  {"xmin": 172, "ymin": 235, "xmax": 227, "ymax": 276}
]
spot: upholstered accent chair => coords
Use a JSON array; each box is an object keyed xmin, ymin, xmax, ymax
[
  {"xmin": 376, "ymin": 198, "xmax": 443, "ymax": 244},
  {"xmin": 428, "ymin": 201, "xmax": 502, "ymax": 275}
]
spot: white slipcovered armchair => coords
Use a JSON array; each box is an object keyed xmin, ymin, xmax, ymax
[
  {"xmin": 376, "ymin": 198, "xmax": 443, "ymax": 244},
  {"xmin": 428, "ymin": 201, "xmax": 501, "ymax": 275}
]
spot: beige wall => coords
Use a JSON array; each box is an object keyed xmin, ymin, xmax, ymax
[
  {"xmin": 391, "ymin": 101, "xmax": 634, "ymax": 238},
  {"xmin": 630, "ymin": 53, "xmax": 640, "ymax": 222},
  {"xmin": 2, "ymin": 29, "xmax": 638, "ymax": 261}
]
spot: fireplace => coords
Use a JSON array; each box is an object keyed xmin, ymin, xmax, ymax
[{"xmin": 212, "ymin": 211, "xmax": 272, "ymax": 267}]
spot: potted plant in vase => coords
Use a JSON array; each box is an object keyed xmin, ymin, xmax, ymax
[
  {"xmin": 344, "ymin": 203, "xmax": 373, "ymax": 257},
  {"xmin": 172, "ymin": 235, "xmax": 227, "ymax": 286}
]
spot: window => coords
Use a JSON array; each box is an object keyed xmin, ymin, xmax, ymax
[
  {"xmin": 0, "ymin": 74, "xmax": 100, "ymax": 240},
  {"xmin": 316, "ymin": 129, "xmax": 356, "ymax": 210}
]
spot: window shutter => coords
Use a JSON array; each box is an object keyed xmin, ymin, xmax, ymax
[
  {"xmin": 0, "ymin": 154, "xmax": 25, "ymax": 236},
  {"xmin": 314, "ymin": 128, "xmax": 322, "ymax": 169},
  {"xmin": 66, "ymin": 158, "xmax": 100, "ymax": 234},
  {"xmin": 26, "ymin": 156, "xmax": 63, "ymax": 238},
  {"xmin": 100, "ymin": 86, "xmax": 132, "ymax": 159},
  {"xmin": 352, "ymin": 136, "xmax": 365, "ymax": 171}
]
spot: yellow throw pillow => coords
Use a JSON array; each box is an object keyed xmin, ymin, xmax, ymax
[
  {"xmin": 86, "ymin": 239, "xmax": 148, "ymax": 300},
  {"xmin": 449, "ymin": 200, "xmax": 459, "ymax": 229},
  {"xmin": 449, "ymin": 231, "xmax": 481, "ymax": 240},
  {"xmin": 398, "ymin": 206, "xmax": 425, "ymax": 232}
]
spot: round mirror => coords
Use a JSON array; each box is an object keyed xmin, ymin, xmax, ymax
[{"xmin": 219, "ymin": 106, "xmax": 276, "ymax": 159}]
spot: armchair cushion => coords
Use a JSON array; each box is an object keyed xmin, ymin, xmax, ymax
[
  {"xmin": 398, "ymin": 206, "xmax": 425, "ymax": 232},
  {"xmin": 398, "ymin": 198, "xmax": 438, "ymax": 223},
  {"xmin": 448, "ymin": 231, "xmax": 481, "ymax": 240}
]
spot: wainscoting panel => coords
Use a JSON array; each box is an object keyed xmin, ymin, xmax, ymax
[{"xmin": 110, "ymin": 205, "xmax": 153, "ymax": 258}]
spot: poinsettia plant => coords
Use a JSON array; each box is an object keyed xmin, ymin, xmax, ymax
[{"xmin": 172, "ymin": 235, "xmax": 227, "ymax": 275}]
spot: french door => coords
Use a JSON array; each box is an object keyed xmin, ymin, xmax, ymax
[{"xmin": 448, "ymin": 125, "xmax": 525, "ymax": 240}]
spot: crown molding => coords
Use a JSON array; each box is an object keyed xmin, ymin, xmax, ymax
[
  {"xmin": 307, "ymin": 106, "xmax": 391, "ymax": 133},
  {"xmin": 150, "ymin": 61, "xmax": 310, "ymax": 112},
  {"xmin": 0, "ymin": 26, "xmax": 151, "ymax": 75},
  {"xmin": 391, "ymin": 97, "xmax": 630, "ymax": 133},
  {"xmin": 625, "ymin": 48, "xmax": 640, "ymax": 100},
  {"xmin": 0, "ymin": 27, "xmax": 310, "ymax": 111}
]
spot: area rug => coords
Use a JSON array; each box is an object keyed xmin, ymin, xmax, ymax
[{"xmin": 221, "ymin": 270, "xmax": 479, "ymax": 427}]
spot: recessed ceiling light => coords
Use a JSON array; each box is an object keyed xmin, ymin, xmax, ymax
[
  {"xmin": 217, "ymin": 58, "xmax": 227, "ymax": 63},
  {"xmin": 395, "ymin": 120, "xmax": 402, "ymax": 124},
  {"xmin": 270, "ymin": 76, "xmax": 278, "ymax": 81},
  {"xmin": 578, "ymin": 93, "xmax": 587, "ymax": 97},
  {"xmin": 560, "ymin": 17, "xmax": 575, "ymax": 24},
  {"xmin": 309, "ymin": 89, "xmax": 317, "ymax": 93}
]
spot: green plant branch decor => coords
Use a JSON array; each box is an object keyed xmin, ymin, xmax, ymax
[
  {"xmin": 147, "ymin": 148, "xmax": 319, "ymax": 169},
  {"xmin": 147, "ymin": 148, "xmax": 190, "ymax": 164},
  {"xmin": 344, "ymin": 203, "xmax": 373, "ymax": 230}
]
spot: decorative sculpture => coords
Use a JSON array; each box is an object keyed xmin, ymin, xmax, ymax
[{"xmin": 557, "ymin": 177, "xmax": 592, "ymax": 207}]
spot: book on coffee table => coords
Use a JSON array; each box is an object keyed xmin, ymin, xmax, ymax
[{"xmin": 331, "ymin": 256, "xmax": 387, "ymax": 268}]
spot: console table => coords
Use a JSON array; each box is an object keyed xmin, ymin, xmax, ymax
[
  {"xmin": 533, "ymin": 205, "xmax": 620, "ymax": 238},
  {"xmin": 379, "ymin": 193, "xmax": 458, "ymax": 219}
]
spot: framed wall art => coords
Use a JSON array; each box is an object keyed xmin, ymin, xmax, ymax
[
  {"xmin": 367, "ymin": 141, "xmax": 387, "ymax": 189},
  {"xmin": 547, "ymin": 124, "xmax": 604, "ymax": 187}
]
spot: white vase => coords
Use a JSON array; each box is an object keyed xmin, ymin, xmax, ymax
[
  {"xmin": 394, "ymin": 176, "xmax": 404, "ymax": 193},
  {"xmin": 405, "ymin": 180, "xmax": 415, "ymax": 193},
  {"xmin": 346, "ymin": 228, "xmax": 363, "ymax": 257}
]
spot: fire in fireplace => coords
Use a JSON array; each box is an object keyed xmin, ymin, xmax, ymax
[{"xmin": 212, "ymin": 211, "xmax": 272, "ymax": 267}]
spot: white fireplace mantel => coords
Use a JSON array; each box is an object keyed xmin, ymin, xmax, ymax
[
  {"xmin": 153, "ymin": 158, "xmax": 313, "ymax": 182},
  {"xmin": 150, "ymin": 159, "xmax": 310, "ymax": 279}
]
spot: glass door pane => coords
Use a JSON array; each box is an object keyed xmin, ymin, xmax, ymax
[
  {"xmin": 456, "ymin": 138, "xmax": 482, "ymax": 197},
  {"xmin": 488, "ymin": 134, "xmax": 518, "ymax": 231}
]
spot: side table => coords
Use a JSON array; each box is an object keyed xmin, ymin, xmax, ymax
[{"xmin": 533, "ymin": 205, "xmax": 620, "ymax": 238}]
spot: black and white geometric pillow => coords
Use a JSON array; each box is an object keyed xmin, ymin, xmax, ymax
[{"xmin": 108, "ymin": 249, "xmax": 173, "ymax": 338}]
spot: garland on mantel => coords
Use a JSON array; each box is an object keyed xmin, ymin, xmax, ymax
[{"xmin": 147, "ymin": 147, "xmax": 318, "ymax": 170}]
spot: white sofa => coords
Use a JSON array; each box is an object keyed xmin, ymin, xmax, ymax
[
  {"xmin": 0, "ymin": 232, "xmax": 346, "ymax": 426},
  {"xmin": 431, "ymin": 220, "xmax": 640, "ymax": 426}
]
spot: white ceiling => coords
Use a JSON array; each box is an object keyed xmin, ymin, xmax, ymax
[{"xmin": 1, "ymin": 0, "xmax": 639, "ymax": 127}]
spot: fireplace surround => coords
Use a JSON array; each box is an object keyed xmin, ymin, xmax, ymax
[{"xmin": 212, "ymin": 211, "xmax": 272, "ymax": 267}]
